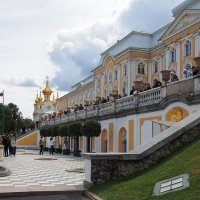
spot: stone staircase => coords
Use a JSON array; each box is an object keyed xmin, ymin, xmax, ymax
[
  {"xmin": 83, "ymin": 110, "xmax": 200, "ymax": 185},
  {"xmin": 16, "ymin": 129, "xmax": 40, "ymax": 149}
]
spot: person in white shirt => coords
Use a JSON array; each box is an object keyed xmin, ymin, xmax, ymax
[{"xmin": 49, "ymin": 137, "xmax": 54, "ymax": 155}]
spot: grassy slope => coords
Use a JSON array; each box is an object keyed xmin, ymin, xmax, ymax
[{"xmin": 90, "ymin": 139, "xmax": 200, "ymax": 200}]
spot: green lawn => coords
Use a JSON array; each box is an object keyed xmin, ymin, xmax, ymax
[{"xmin": 90, "ymin": 139, "xmax": 200, "ymax": 200}]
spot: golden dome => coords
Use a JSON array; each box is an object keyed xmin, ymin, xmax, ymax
[
  {"xmin": 38, "ymin": 90, "xmax": 43, "ymax": 102},
  {"xmin": 35, "ymin": 92, "xmax": 39, "ymax": 104},
  {"xmin": 42, "ymin": 79, "xmax": 52, "ymax": 96}
]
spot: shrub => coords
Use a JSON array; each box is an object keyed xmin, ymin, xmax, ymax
[
  {"xmin": 68, "ymin": 122, "xmax": 82, "ymax": 137},
  {"xmin": 81, "ymin": 119, "xmax": 101, "ymax": 137}
]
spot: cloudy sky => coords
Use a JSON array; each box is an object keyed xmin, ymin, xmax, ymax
[{"xmin": 0, "ymin": 0, "xmax": 184, "ymax": 119}]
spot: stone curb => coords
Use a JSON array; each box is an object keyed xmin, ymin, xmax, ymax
[
  {"xmin": 83, "ymin": 191, "xmax": 103, "ymax": 200},
  {"xmin": 0, "ymin": 189, "xmax": 85, "ymax": 198}
]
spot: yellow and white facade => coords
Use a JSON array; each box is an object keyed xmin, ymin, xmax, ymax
[{"xmin": 54, "ymin": 0, "xmax": 200, "ymax": 153}]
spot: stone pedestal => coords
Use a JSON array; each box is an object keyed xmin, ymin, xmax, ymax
[{"xmin": 0, "ymin": 145, "xmax": 3, "ymax": 161}]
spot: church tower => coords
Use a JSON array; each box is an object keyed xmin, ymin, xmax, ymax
[{"xmin": 33, "ymin": 77, "xmax": 58, "ymax": 123}]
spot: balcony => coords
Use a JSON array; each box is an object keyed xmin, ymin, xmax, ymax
[{"xmin": 40, "ymin": 76, "xmax": 200, "ymax": 127}]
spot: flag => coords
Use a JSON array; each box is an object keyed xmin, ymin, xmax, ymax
[{"xmin": 0, "ymin": 92, "xmax": 3, "ymax": 96}]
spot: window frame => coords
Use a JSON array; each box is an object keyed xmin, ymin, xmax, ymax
[
  {"xmin": 185, "ymin": 40, "xmax": 191, "ymax": 57},
  {"xmin": 138, "ymin": 62, "xmax": 145, "ymax": 75}
]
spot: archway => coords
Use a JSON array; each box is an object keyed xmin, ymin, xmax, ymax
[
  {"xmin": 118, "ymin": 127, "xmax": 127, "ymax": 152},
  {"xmin": 101, "ymin": 129, "xmax": 108, "ymax": 152}
]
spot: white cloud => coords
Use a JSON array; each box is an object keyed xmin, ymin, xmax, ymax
[
  {"xmin": 0, "ymin": 0, "xmax": 185, "ymax": 118},
  {"xmin": 48, "ymin": 0, "xmax": 183, "ymax": 91},
  {"xmin": 3, "ymin": 78, "xmax": 39, "ymax": 87},
  {"xmin": 48, "ymin": 21, "xmax": 123, "ymax": 90}
]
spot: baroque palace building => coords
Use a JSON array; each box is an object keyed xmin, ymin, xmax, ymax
[{"xmin": 41, "ymin": 0, "xmax": 200, "ymax": 153}]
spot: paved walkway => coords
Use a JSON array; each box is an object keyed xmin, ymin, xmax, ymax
[{"xmin": 0, "ymin": 149, "xmax": 85, "ymax": 196}]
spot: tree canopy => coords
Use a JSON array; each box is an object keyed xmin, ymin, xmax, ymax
[
  {"xmin": 0, "ymin": 103, "xmax": 32, "ymax": 135},
  {"xmin": 81, "ymin": 119, "xmax": 101, "ymax": 137}
]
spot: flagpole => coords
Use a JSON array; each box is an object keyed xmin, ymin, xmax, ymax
[{"xmin": 2, "ymin": 90, "xmax": 4, "ymax": 133}]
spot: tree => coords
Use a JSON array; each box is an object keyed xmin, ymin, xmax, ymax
[
  {"xmin": 0, "ymin": 103, "xmax": 32, "ymax": 135},
  {"xmin": 58, "ymin": 124, "xmax": 70, "ymax": 154},
  {"xmin": 40, "ymin": 128, "xmax": 47, "ymax": 137},
  {"xmin": 81, "ymin": 119, "xmax": 101, "ymax": 152},
  {"xmin": 68, "ymin": 122, "xmax": 82, "ymax": 156}
]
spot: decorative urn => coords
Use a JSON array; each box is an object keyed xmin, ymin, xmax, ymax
[{"xmin": 160, "ymin": 70, "xmax": 171, "ymax": 84}]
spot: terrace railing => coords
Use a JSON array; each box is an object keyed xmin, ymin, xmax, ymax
[{"xmin": 40, "ymin": 76, "xmax": 200, "ymax": 127}]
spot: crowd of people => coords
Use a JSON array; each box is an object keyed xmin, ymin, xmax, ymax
[
  {"xmin": 43, "ymin": 67, "xmax": 199, "ymax": 119},
  {"xmin": 1, "ymin": 134, "xmax": 16, "ymax": 157}
]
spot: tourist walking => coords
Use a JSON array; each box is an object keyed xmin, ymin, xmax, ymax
[
  {"xmin": 39, "ymin": 136, "xmax": 44, "ymax": 155},
  {"xmin": 11, "ymin": 134, "xmax": 16, "ymax": 157},
  {"xmin": 2, "ymin": 136, "xmax": 9, "ymax": 157},
  {"xmin": 8, "ymin": 135, "xmax": 12, "ymax": 156},
  {"xmin": 49, "ymin": 137, "xmax": 54, "ymax": 155}
]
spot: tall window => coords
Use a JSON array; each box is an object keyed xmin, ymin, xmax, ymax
[
  {"xmin": 108, "ymin": 72, "xmax": 112, "ymax": 83},
  {"xmin": 138, "ymin": 62, "xmax": 145, "ymax": 75},
  {"xmin": 114, "ymin": 70, "xmax": 117, "ymax": 80},
  {"xmin": 123, "ymin": 81, "xmax": 126, "ymax": 90},
  {"xmin": 103, "ymin": 74, "xmax": 107, "ymax": 85},
  {"xmin": 185, "ymin": 40, "xmax": 191, "ymax": 57},
  {"xmin": 183, "ymin": 64, "xmax": 192, "ymax": 78},
  {"xmin": 153, "ymin": 61, "xmax": 158, "ymax": 74},
  {"xmin": 97, "ymin": 78, "xmax": 100, "ymax": 88},
  {"xmin": 171, "ymin": 48, "xmax": 176, "ymax": 62},
  {"xmin": 108, "ymin": 86, "xmax": 112, "ymax": 95},
  {"xmin": 104, "ymin": 89, "xmax": 107, "ymax": 98},
  {"xmin": 123, "ymin": 64, "xmax": 127, "ymax": 76}
]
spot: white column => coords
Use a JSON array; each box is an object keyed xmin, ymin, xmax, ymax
[
  {"xmin": 165, "ymin": 50, "xmax": 170, "ymax": 70},
  {"xmin": 117, "ymin": 65, "xmax": 120, "ymax": 93},
  {"xmin": 176, "ymin": 41, "xmax": 181, "ymax": 78},
  {"xmin": 84, "ymin": 159, "xmax": 92, "ymax": 183},
  {"xmin": 127, "ymin": 60, "xmax": 131, "ymax": 94},
  {"xmin": 147, "ymin": 60, "xmax": 152, "ymax": 83},
  {"xmin": 94, "ymin": 76, "xmax": 97, "ymax": 99},
  {"xmin": 96, "ymin": 136, "xmax": 100, "ymax": 153},
  {"xmin": 129, "ymin": 60, "xmax": 137, "ymax": 88},
  {"xmin": 194, "ymin": 33, "xmax": 200, "ymax": 57}
]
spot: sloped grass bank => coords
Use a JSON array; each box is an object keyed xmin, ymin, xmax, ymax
[{"xmin": 90, "ymin": 139, "xmax": 200, "ymax": 200}]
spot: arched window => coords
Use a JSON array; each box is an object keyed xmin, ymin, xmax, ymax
[
  {"xmin": 123, "ymin": 64, "xmax": 127, "ymax": 76},
  {"xmin": 103, "ymin": 89, "xmax": 107, "ymax": 98},
  {"xmin": 114, "ymin": 70, "xmax": 117, "ymax": 80},
  {"xmin": 171, "ymin": 48, "xmax": 176, "ymax": 62},
  {"xmin": 138, "ymin": 62, "xmax": 145, "ymax": 75},
  {"xmin": 183, "ymin": 64, "xmax": 192, "ymax": 78},
  {"xmin": 153, "ymin": 61, "xmax": 158, "ymax": 74},
  {"xmin": 108, "ymin": 86, "xmax": 112, "ymax": 95},
  {"xmin": 103, "ymin": 74, "xmax": 107, "ymax": 85},
  {"xmin": 185, "ymin": 40, "xmax": 191, "ymax": 57},
  {"xmin": 108, "ymin": 72, "xmax": 112, "ymax": 83},
  {"xmin": 123, "ymin": 81, "xmax": 126, "ymax": 90},
  {"xmin": 96, "ymin": 78, "xmax": 100, "ymax": 88}
]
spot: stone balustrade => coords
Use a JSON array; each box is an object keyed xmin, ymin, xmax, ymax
[
  {"xmin": 138, "ymin": 87, "xmax": 163, "ymax": 107},
  {"xmin": 115, "ymin": 95, "xmax": 137, "ymax": 112},
  {"xmin": 40, "ymin": 76, "xmax": 200, "ymax": 127},
  {"xmin": 98, "ymin": 102, "xmax": 114, "ymax": 116}
]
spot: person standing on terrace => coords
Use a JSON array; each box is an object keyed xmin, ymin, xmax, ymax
[
  {"xmin": 192, "ymin": 66, "xmax": 199, "ymax": 76},
  {"xmin": 152, "ymin": 79, "xmax": 162, "ymax": 88},
  {"xmin": 130, "ymin": 86, "xmax": 135, "ymax": 95},
  {"xmin": 122, "ymin": 88, "xmax": 127, "ymax": 97}
]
